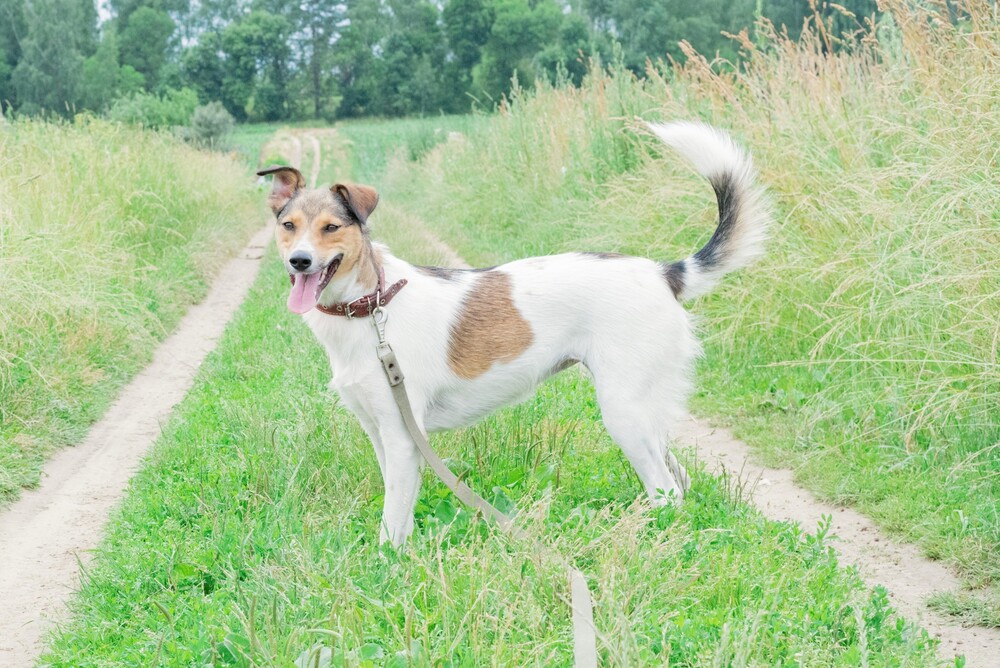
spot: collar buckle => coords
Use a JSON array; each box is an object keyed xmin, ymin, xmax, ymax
[{"xmin": 314, "ymin": 266, "xmax": 407, "ymax": 319}]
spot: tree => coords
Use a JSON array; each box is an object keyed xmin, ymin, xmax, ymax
[
  {"xmin": 381, "ymin": 1, "xmax": 446, "ymax": 116},
  {"xmin": 444, "ymin": 0, "xmax": 494, "ymax": 72},
  {"xmin": 78, "ymin": 26, "xmax": 146, "ymax": 113},
  {"xmin": 0, "ymin": 0, "xmax": 25, "ymax": 112},
  {"xmin": 11, "ymin": 0, "xmax": 91, "ymax": 114},
  {"xmin": 118, "ymin": 6, "xmax": 176, "ymax": 91},
  {"xmin": 220, "ymin": 11, "xmax": 292, "ymax": 121},
  {"xmin": 537, "ymin": 11, "xmax": 611, "ymax": 86},
  {"xmin": 333, "ymin": 0, "xmax": 387, "ymax": 118},
  {"xmin": 182, "ymin": 31, "xmax": 225, "ymax": 104},
  {"xmin": 297, "ymin": 0, "xmax": 342, "ymax": 119},
  {"xmin": 580, "ymin": 0, "xmax": 756, "ymax": 71},
  {"xmin": 476, "ymin": 0, "xmax": 561, "ymax": 100},
  {"xmin": 439, "ymin": 0, "xmax": 494, "ymax": 110},
  {"xmin": 110, "ymin": 0, "xmax": 189, "ymax": 27}
]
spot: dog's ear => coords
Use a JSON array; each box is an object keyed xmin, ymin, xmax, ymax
[
  {"xmin": 332, "ymin": 183, "xmax": 379, "ymax": 225},
  {"xmin": 257, "ymin": 166, "xmax": 305, "ymax": 215}
]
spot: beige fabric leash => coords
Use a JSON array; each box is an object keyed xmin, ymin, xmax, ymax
[{"xmin": 369, "ymin": 307, "xmax": 599, "ymax": 667}]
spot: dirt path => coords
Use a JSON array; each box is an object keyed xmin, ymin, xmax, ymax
[
  {"xmin": 260, "ymin": 131, "xmax": 303, "ymax": 171},
  {"xmin": 0, "ymin": 226, "xmax": 273, "ymax": 664},
  {"xmin": 304, "ymin": 133, "xmax": 321, "ymax": 188},
  {"xmin": 674, "ymin": 418, "xmax": 1000, "ymax": 665},
  {"xmin": 399, "ymin": 212, "xmax": 1000, "ymax": 666},
  {"xmin": 0, "ymin": 132, "xmax": 321, "ymax": 666},
  {"xmin": 288, "ymin": 133, "xmax": 303, "ymax": 170}
]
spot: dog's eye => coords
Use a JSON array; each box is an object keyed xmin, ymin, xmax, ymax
[
  {"xmin": 282, "ymin": 221, "xmax": 294, "ymax": 230},
  {"xmin": 324, "ymin": 224, "xmax": 340, "ymax": 233}
]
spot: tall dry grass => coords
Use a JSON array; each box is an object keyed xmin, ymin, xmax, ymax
[{"xmin": 0, "ymin": 117, "xmax": 263, "ymax": 501}]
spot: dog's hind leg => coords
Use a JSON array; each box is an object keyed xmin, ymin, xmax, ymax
[
  {"xmin": 587, "ymin": 346, "xmax": 692, "ymax": 504},
  {"xmin": 597, "ymin": 390, "xmax": 689, "ymax": 503}
]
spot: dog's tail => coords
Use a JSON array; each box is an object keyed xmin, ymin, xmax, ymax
[{"xmin": 648, "ymin": 121, "xmax": 772, "ymax": 301}]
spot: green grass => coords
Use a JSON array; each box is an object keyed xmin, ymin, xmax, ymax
[
  {"xmin": 361, "ymin": 2, "xmax": 1000, "ymax": 624},
  {"xmin": 0, "ymin": 118, "xmax": 263, "ymax": 505},
  {"xmin": 338, "ymin": 115, "xmax": 485, "ymax": 185},
  {"xmin": 41, "ymin": 132, "xmax": 941, "ymax": 665},
  {"xmin": 229, "ymin": 123, "xmax": 286, "ymax": 167}
]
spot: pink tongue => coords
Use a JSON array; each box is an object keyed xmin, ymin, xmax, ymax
[{"xmin": 287, "ymin": 273, "xmax": 323, "ymax": 314}]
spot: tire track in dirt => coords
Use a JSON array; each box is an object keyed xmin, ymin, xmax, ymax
[
  {"xmin": 397, "ymin": 213, "xmax": 1000, "ymax": 666},
  {"xmin": 675, "ymin": 418, "xmax": 1000, "ymax": 665},
  {"xmin": 0, "ymin": 133, "xmax": 322, "ymax": 666},
  {"xmin": 304, "ymin": 133, "xmax": 321, "ymax": 188},
  {"xmin": 0, "ymin": 226, "xmax": 273, "ymax": 665}
]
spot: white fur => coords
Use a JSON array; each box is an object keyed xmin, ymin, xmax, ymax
[
  {"xmin": 286, "ymin": 122, "xmax": 767, "ymax": 546},
  {"xmin": 302, "ymin": 253, "xmax": 696, "ymax": 545}
]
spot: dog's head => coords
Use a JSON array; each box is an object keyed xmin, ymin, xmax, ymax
[{"xmin": 257, "ymin": 166, "xmax": 379, "ymax": 314}]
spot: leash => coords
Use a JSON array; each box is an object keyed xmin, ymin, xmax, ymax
[{"xmin": 368, "ymin": 305, "xmax": 599, "ymax": 667}]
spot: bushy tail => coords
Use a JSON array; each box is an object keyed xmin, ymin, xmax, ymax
[{"xmin": 648, "ymin": 121, "xmax": 772, "ymax": 301}]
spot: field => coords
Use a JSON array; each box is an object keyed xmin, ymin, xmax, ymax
[
  {"xmin": 40, "ymin": 128, "xmax": 941, "ymax": 666},
  {"xmin": 10, "ymin": 0, "xmax": 997, "ymax": 664},
  {"xmin": 0, "ymin": 119, "xmax": 263, "ymax": 504}
]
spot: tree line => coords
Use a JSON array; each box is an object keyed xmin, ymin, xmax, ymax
[{"xmin": 0, "ymin": 0, "xmax": 878, "ymax": 123}]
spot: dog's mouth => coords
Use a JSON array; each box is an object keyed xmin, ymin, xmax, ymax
[{"xmin": 287, "ymin": 254, "xmax": 343, "ymax": 314}]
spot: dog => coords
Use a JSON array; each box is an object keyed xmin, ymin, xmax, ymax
[{"xmin": 258, "ymin": 122, "xmax": 771, "ymax": 546}]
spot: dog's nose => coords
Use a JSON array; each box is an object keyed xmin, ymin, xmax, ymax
[{"xmin": 289, "ymin": 252, "xmax": 312, "ymax": 271}]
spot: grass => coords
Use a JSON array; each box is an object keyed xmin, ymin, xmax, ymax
[
  {"xmin": 40, "ymin": 128, "xmax": 942, "ymax": 666},
  {"xmin": 362, "ymin": 0, "xmax": 1000, "ymax": 624},
  {"xmin": 0, "ymin": 117, "xmax": 263, "ymax": 505},
  {"xmin": 229, "ymin": 123, "xmax": 287, "ymax": 167},
  {"xmin": 338, "ymin": 115, "xmax": 485, "ymax": 185}
]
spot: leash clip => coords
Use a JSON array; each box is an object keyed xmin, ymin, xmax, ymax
[
  {"xmin": 371, "ymin": 301, "xmax": 387, "ymax": 344},
  {"xmin": 371, "ymin": 305, "xmax": 402, "ymax": 385}
]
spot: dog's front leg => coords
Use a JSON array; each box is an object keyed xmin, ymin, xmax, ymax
[
  {"xmin": 377, "ymin": 420, "xmax": 422, "ymax": 547},
  {"xmin": 338, "ymin": 378, "xmax": 423, "ymax": 546}
]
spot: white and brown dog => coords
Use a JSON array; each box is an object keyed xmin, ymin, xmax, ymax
[{"xmin": 258, "ymin": 122, "xmax": 771, "ymax": 546}]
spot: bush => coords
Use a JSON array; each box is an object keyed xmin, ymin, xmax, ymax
[
  {"xmin": 187, "ymin": 101, "xmax": 234, "ymax": 149},
  {"xmin": 106, "ymin": 87, "xmax": 198, "ymax": 129}
]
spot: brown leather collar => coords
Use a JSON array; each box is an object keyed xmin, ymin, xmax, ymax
[{"xmin": 315, "ymin": 267, "xmax": 407, "ymax": 318}]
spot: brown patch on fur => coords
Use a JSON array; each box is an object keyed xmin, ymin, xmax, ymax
[
  {"xmin": 330, "ymin": 223, "xmax": 378, "ymax": 288},
  {"xmin": 273, "ymin": 208, "xmax": 308, "ymax": 258},
  {"xmin": 448, "ymin": 272, "xmax": 534, "ymax": 379}
]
